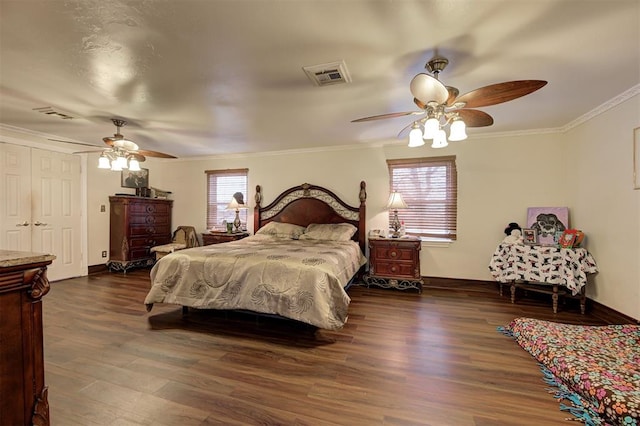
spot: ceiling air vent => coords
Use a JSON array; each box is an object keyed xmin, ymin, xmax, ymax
[
  {"xmin": 302, "ymin": 60, "xmax": 352, "ymax": 87},
  {"xmin": 33, "ymin": 106, "xmax": 75, "ymax": 120}
]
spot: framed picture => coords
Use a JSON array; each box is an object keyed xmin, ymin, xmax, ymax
[
  {"xmin": 634, "ymin": 127, "xmax": 640, "ymax": 190},
  {"xmin": 121, "ymin": 168, "xmax": 149, "ymax": 189},
  {"xmin": 522, "ymin": 228, "xmax": 538, "ymax": 245},
  {"xmin": 527, "ymin": 207, "xmax": 569, "ymax": 246},
  {"xmin": 558, "ymin": 229, "xmax": 578, "ymax": 248}
]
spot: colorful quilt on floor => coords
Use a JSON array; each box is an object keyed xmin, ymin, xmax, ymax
[{"xmin": 501, "ymin": 317, "xmax": 640, "ymax": 426}]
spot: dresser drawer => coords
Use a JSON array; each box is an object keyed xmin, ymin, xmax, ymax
[
  {"xmin": 129, "ymin": 202, "xmax": 171, "ymax": 215},
  {"xmin": 129, "ymin": 224, "xmax": 171, "ymax": 237},
  {"xmin": 129, "ymin": 235, "xmax": 171, "ymax": 248},
  {"xmin": 371, "ymin": 261, "xmax": 417, "ymax": 278},
  {"xmin": 372, "ymin": 245, "xmax": 416, "ymax": 262},
  {"xmin": 128, "ymin": 213, "xmax": 170, "ymax": 226}
]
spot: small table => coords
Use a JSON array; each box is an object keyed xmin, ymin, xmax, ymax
[
  {"xmin": 489, "ymin": 243, "xmax": 598, "ymax": 313},
  {"xmin": 364, "ymin": 236, "xmax": 423, "ymax": 293},
  {"xmin": 202, "ymin": 231, "xmax": 249, "ymax": 245}
]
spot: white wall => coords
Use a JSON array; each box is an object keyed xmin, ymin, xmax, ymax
[
  {"xmin": 564, "ymin": 94, "xmax": 640, "ymax": 319},
  {"xmin": 8, "ymin": 95, "xmax": 637, "ymax": 319}
]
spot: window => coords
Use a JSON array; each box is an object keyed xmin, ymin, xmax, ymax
[
  {"xmin": 387, "ymin": 156, "xmax": 457, "ymax": 240},
  {"xmin": 205, "ymin": 168, "xmax": 248, "ymax": 229}
]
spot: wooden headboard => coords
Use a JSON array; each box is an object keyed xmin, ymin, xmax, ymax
[{"xmin": 254, "ymin": 181, "xmax": 367, "ymax": 253}]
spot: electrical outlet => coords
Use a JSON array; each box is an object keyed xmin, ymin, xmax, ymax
[
  {"xmin": 101, "ymin": 251, "xmax": 107, "ymax": 258},
  {"xmin": 100, "ymin": 204, "xmax": 106, "ymax": 212}
]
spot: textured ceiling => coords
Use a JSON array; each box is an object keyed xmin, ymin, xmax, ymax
[{"xmin": 0, "ymin": 0, "xmax": 638, "ymax": 158}]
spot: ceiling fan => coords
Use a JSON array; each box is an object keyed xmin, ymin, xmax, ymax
[
  {"xmin": 53, "ymin": 118, "xmax": 177, "ymax": 171},
  {"xmin": 351, "ymin": 55, "xmax": 547, "ymax": 148}
]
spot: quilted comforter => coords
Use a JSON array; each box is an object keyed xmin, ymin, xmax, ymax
[
  {"xmin": 504, "ymin": 317, "xmax": 640, "ymax": 425},
  {"xmin": 144, "ymin": 234, "xmax": 366, "ymax": 330}
]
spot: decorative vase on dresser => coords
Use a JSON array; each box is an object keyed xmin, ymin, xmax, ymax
[
  {"xmin": 108, "ymin": 196, "xmax": 173, "ymax": 272},
  {"xmin": 0, "ymin": 250, "xmax": 55, "ymax": 426},
  {"xmin": 365, "ymin": 236, "xmax": 423, "ymax": 293}
]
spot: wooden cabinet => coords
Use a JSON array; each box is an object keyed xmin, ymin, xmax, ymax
[
  {"xmin": 0, "ymin": 250, "xmax": 55, "ymax": 426},
  {"xmin": 108, "ymin": 196, "xmax": 173, "ymax": 272},
  {"xmin": 202, "ymin": 231, "xmax": 249, "ymax": 245},
  {"xmin": 365, "ymin": 237, "xmax": 423, "ymax": 292}
]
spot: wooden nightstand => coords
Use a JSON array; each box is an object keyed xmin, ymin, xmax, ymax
[
  {"xmin": 365, "ymin": 236, "xmax": 423, "ymax": 293},
  {"xmin": 202, "ymin": 231, "xmax": 249, "ymax": 245}
]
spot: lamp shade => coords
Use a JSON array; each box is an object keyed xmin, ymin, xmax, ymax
[
  {"xmin": 386, "ymin": 191, "xmax": 408, "ymax": 209},
  {"xmin": 227, "ymin": 198, "xmax": 245, "ymax": 210}
]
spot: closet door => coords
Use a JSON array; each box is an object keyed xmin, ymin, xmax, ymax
[
  {"xmin": 0, "ymin": 143, "xmax": 83, "ymax": 281},
  {"xmin": 0, "ymin": 143, "xmax": 32, "ymax": 250},
  {"xmin": 31, "ymin": 148, "xmax": 82, "ymax": 281}
]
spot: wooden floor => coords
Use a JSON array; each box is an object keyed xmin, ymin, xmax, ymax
[{"xmin": 42, "ymin": 270, "xmax": 610, "ymax": 426}]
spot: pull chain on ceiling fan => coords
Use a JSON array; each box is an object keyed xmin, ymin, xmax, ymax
[{"xmin": 351, "ymin": 55, "xmax": 547, "ymax": 149}]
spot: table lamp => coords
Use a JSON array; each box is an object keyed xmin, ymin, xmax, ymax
[
  {"xmin": 227, "ymin": 194, "xmax": 247, "ymax": 233},
  {"xmin": 386, "ymin": 191, "xmax": 408, "ymax": 238}
]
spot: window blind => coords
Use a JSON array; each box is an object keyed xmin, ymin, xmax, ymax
[
  {"xmin": 387, "ymin": 156, "xmax": 457, "ymax": 240},
  {"xmin": 205, "ymin": 168, "xmax": 248, "ymax": 229}
]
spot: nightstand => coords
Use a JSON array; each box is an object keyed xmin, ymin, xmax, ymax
[
  {"xmin": 365, "ymin": 236, "xmax": 423, "ymax": 293},
  {"xmin": 202, "ymin": 231, "xmax": 249, "ymax": 245}
]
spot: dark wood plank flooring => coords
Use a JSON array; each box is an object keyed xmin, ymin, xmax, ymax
[{"xmin": 42, "ymin": 270, "xmax": 610, "ymax": 425}]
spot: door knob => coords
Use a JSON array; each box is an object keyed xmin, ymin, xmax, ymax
[
  {"xmin": 33, "ymin": 221, "xmax": 48, "ymax": 226},
  {"xmin": 15, "ymin": 221, "xmax": 29, "ymax": 227}
]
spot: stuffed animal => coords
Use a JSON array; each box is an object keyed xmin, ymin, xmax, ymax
[
  {"xmin": 502, "ymin": 222, "xmax": 523, "ymax": 244},
  {"xmin": 503, "ymin": 228, "xmax": 524, "ymax": 244}
]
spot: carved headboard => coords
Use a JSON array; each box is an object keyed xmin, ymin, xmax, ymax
[{"xmin": 254, "ymin": 181, "xmax": 367, "ymax": 253}]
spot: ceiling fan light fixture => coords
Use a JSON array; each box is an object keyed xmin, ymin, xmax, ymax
[
  {"xmin": 448, "ymin": 119, "xmax": 467, "ymax": 141},
  {"xmin": 110, "ymin": 159, "xmax": 123, "ymax": 171},
  {"xmin": 408, "ymin": 123, "xmax": 425, "ymax": 147},
  {"xmin": 431, "ymin": 129, "xmax": 448, "ymax": 149},
  {"xmin": 115, "ymin": 155, "xmax": 129, "ymax": 169},
  {"xmin": 98, "ymin": 153, "xmax": 111, "ymax": 169},
  {"xmin": 423, "ymin": 117, "xmax": 439, "ymax": 140},
  {"xmin": 128, "ymin": 157, "xmax": 141, "ymax": 171}
]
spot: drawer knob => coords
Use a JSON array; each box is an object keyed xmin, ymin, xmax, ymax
[
  {"xmin": 389, "ymin": 250, "xmax": 398, "ymax": 258},
  {"xmin": 146, "ymin": 227, "xmax": 155, "ymax": 234},
  {"xmin": 390, "ymin": 265, "xmax": 398, "ymax": 273},
  {"xmin": 146, "ymin": 206, "xmax": 155, "ymax": 213},
  {"xmin": 146, "ymin": 216, "xmax": 156, "ymax": 224}
]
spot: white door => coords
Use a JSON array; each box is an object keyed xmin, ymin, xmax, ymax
[
  {"xmin": 0, "ymin": 143, "xmax": 83, "ymax": 281},
  {"xmin": 0, "ymin": 143, "xmax": 32, "ymax": 250},
  {"xmin": 30, "ymin": 148, "xmax": 83, "ymax": 281}
]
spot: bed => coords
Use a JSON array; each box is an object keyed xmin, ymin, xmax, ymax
[
  {"xmin": 501, "ymin": 317, "xmax": 640, "ymax": 425},
  {"xmin": 144, "ymin": 181, "xmax": 368, "ymax": 330}
]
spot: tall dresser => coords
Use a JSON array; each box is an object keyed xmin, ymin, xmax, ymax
[
  {"xmin": 0, "ymin": 250, "xmax": 55, "ymax": 426},
  {"xmin": 108, "ymin": 196, "xmax": 173, "ymax": 272}
]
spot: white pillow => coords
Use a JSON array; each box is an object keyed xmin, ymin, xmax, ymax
[
  {"xmin": 299, "ymin": 223, "xmax": 357, "ymax": 242},
  {"xmin": 255, "ymin": 222, "xmax": 306, "ymax": 239}
]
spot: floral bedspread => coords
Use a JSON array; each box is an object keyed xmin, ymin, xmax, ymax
[
  {"xmin": 504, "ymin": 317, "xmax": 640, "ymax": 425},
  {"xmin": 145, "ymin": 234, "xmax": 366, "ymax": 330}
]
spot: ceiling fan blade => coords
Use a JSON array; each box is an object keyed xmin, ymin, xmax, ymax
[
  {"xmin": 409, "ymin": 73, "xmax": 449, "ymax": 105},
  {"xmin": 49, "ymin": 138, "xmax": 102, "ymax": 148},
  {"xmin": 137, "ymin": 149, "xmax": 177, "ymax": 159},
  {"xmin": 454, "ymin": 109, "xmax": 494, "ymax": 127},
  {"xmin": 351, "ymin": 111, "xmax": 424, "ymax": 123},
  {"xmin": 397, "ymin": 121, "xmax": 418, "ymax": 139},
  {"xmin": 72, "ymin": 149, "xmax": 105, "ymax": 154},
  {"xmin": 455, "ymin": 80, "xmax": 547, "ymax": 108}
]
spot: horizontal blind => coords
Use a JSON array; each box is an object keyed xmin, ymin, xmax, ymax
[
  {"xmin": 387, "ymin": 156, "xmax": 457, "ymax": 240},
  {"xmin": 205, "ymin": 168, "xmax": 248, "ymax": 229}
]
